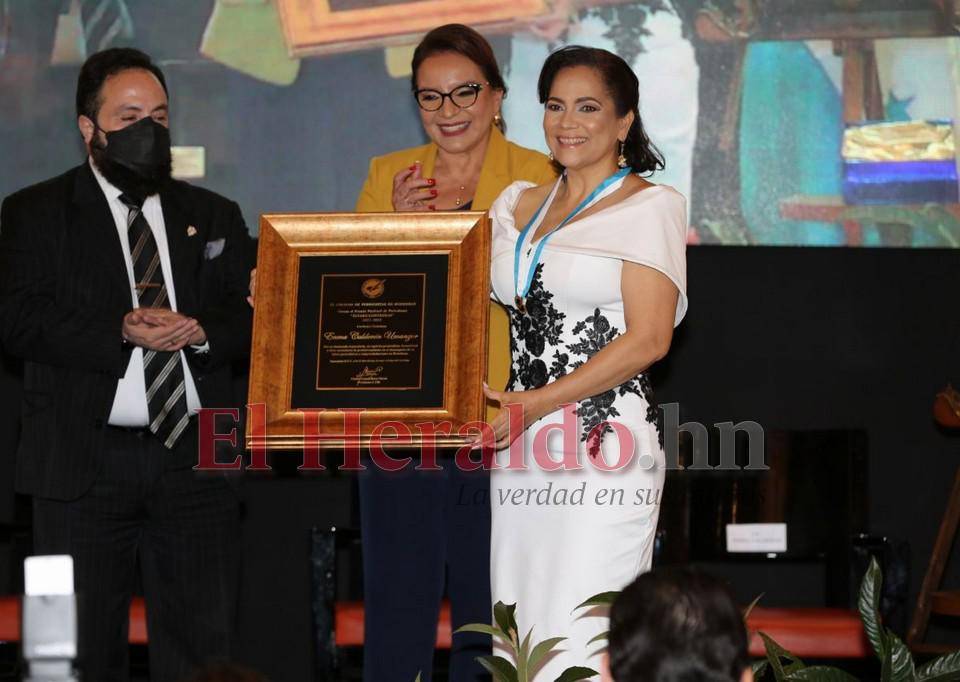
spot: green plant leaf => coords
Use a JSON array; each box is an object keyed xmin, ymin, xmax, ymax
[
  {"xmin": 753, "ymin": 659, "xmax": 770, "ymax": 678},
  {"xmin": 743, "ymin": 593, "xmax": 765, "ymax": 622},
  {"xmin": 918, "ymin": 650, "xmax": 960, "ymax": 680},
  {"xmin": 476, "ymin": 655, "xmax": 519, "ymax": 682},
  {"xmin": 494, "ymin": 602, "xmax": 520, "ymax": 645},
  {"xmin": 527, "ymin": 636, "xmax": 566, "ymax": 674},
  {"xmin": 760, "ymin": 631, "xmax": 803, "ymax": 665},
  {"xmin": 519, "ymin": 629, "xmax": 532, "ymax": 660},
  {"xmin": 784, "ymin": 658, "xmax": 807, "ymax": 676},
  {"xmin": 586, "ymin": 630, "xmax": 609, "ymax": 647},
  {"xmin": 455, "ymin": 623, "xmax": 514, "ymax": 645},
  {"xmin": 573, "ymin": 591, "xmax": 620, "ymax": 612},
  {"xmin": 762, "ymin": 636, "xmax": 786, "ymax": 681},
  {"xmin": 785, "ymin": 666, "xmax": 861, "ymax": 681},
  {"xmin": 554, "ymin": 666, "xmax": 600, "ymax": 682},
  {"xmin": 761, "ymin": 632, "xmax": 804, "ymax": 681},
  {"xmin": 858, "ymin": 557, "xmax": 887, "ymax": 661},
  {"xmin": 517, "ymin": 628, "xmax": 532, "ymax": 682},
  {"xmin": 414, "ymin": 674, "xmax": 422, "ymax": 682},
  {"xmin": 885, "ymin": 630, "xmax": 916, "ymax": 682}
]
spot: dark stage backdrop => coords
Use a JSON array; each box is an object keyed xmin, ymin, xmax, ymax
[{"xmin": 658, "ymin": 244, "xmax": 960, "ymax": 577}]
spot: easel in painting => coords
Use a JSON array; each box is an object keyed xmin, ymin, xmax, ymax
[{"xmin": 696, "ymin": 1, "xmax": 959, "ymax": 245}]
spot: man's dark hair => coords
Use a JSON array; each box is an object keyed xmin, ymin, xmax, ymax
[
  {"xmin": 76, "ymin": 47, "xmax": 168, "ymax": 123},
  {"xmin": 608, "ymin": 568, "xmax": 750, "ymax": 682}
]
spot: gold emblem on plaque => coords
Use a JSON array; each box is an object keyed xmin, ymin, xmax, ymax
[{"xmin": 361, "ymin": 278, "xmax": 386, "ymax": 299}]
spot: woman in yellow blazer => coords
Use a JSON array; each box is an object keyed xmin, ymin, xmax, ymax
[{"xmin": 354, "ymin": 23, "xmax": 555, "ymax": 682}]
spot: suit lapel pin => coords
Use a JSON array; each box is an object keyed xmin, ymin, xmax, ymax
[{"xmin": 187, "ymin": 225, "xmax": 198, "ymax": 237}]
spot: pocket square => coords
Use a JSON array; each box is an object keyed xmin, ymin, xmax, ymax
[
  {"xmin": 204, "ymin": 238, "xmax": 226, "ymax": 260},
  {"xmin": 187, "ymin": 225, "xmax": 198, "ymax": 237}
]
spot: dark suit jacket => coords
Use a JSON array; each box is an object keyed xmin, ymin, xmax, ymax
[{"xmin": 0, "ymin": 162, "xmax": 253, "ymax": 501}]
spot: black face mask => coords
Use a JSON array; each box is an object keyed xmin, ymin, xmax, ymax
[{"xmin": 90, "ymin": 116, "xmax": 173, "ymax": 201}]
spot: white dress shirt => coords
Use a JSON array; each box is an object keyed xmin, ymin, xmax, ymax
[{"xmin": 89, "ymin": 159, "xmax": 205, "ymax": 426}]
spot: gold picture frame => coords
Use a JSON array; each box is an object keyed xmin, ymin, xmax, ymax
[
  {"xmin": 275, "ymin": 0, "xmax": 549, "ymax": 55},
  {"xmin": 248, "ymin": 211, "xmax": 491, "ymax": 450}
]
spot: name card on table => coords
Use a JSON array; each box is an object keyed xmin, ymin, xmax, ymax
[{"xmin": 726, "ymin": 523, "xmax": 788, "ymax": 554}]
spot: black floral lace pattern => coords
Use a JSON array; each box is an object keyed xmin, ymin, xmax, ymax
[
  {"xmin": 567, "ymin": 308, "xmax": 661, "ymax": 456},
  {"xmin": 507, "ymin": 264, "xmax": 566, "ymax": 391},
  {"xmin": 505, "ymin": 266, "xmax": 661, "ymax": 456}
]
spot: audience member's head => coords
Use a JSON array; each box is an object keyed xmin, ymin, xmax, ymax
[
  {"xmin": 179, "ymin": 662, "xmax": 269, "ymax": 682},
  {"xmin": 601, "ymin": 567, "xmax": 752, "ymax": 682}
]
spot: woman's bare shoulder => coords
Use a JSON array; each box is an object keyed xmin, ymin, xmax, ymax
[
  {"xmin": 621, "ymin": 173, "xmax": 656, "ymax": 198},
  {"xmin": 512, "ymin": 182, "xmax": 554, "ymax": 231}
]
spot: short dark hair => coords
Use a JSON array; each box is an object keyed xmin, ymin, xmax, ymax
[
  {"xmin": 411, "ymin": 24, "xmax": 506, "ymax": 95},
  {"xmin": 608, "ymin": 568, "xmax": 750, "ymax": 682},
  {"xmin": 537, "ymin": 45, "xmax": 664, "ymax": 175},
  {"xmin": 75, "ymin": 47, "xmax": 168, "ymax": 123}
]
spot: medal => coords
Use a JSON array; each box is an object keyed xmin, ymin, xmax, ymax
[{"xmin": 513, "ymin": 167, "xmax": 631, "ymax": 315}]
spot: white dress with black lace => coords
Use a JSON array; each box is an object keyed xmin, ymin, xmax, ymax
[{"xmin": 487, "ymin": 179, "xmax": 688, "ymax": 680}]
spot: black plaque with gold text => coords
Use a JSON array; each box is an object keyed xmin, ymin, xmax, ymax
[
  {"xmin": 291, "ymin": 254, "xmax": 448, "ymax": 409},
  {"xmin": 315, "ymin": 272, "xmax": 425, "ymax": 390}
]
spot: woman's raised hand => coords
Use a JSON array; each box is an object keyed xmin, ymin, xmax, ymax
[{"xmin": 391, "ymin": 161, "xmax": 438, "ymax": 211}]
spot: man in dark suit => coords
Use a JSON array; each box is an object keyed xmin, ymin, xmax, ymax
[{"xmin": 0, "ymin": 48, "xmax": 252, "ymax": 682}]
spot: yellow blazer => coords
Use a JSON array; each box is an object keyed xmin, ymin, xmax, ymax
[
  {"xmin": 356, "ymin": 126, "xmax": 557, "ymax": 416},
  {"xmin": 356, "ymin": 126, "xmax": 555, "ymax": 212}
]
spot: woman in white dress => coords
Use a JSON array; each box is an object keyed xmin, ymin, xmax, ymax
[{"xmin": 478, "ymin": 46, "xmax": 688, "ymax": 679}]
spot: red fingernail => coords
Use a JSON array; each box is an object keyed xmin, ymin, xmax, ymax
[
  {"xmin": 430, "ymin": 189, "xmax": 438, "ymax": 196},
  {"xmin": 428, "ymin": 204, "xmax": 436, "ymax": 211},
  {"xmin": 426, "ymin": 178, "xmax": 436, "ymax": 186},
  {"xmin": 408, "ymin": 165, "xmax": 416, "ymax": 171}
]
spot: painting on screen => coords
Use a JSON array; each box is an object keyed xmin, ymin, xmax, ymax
[{"xmin": 1, "ymin": 0, "xmax": 959, "ymax": 247}]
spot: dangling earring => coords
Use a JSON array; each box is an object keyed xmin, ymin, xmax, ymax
[
  {"xmin": 548, "ymin": 151, "xmax": 555, "ymax": 162},
  {"xmin": 617, "ymin": 140, "xmax": 628, "ymax": 169},
  {"xmin": 493, "ymin": 112, "xmax": 503, "ymax": 128}
]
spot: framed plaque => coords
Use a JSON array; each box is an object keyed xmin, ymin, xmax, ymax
[
  {"xmin": 275, "ymin": 0, "xmax": 547, "ymax": 55},
  {"xmin": 247, "ymin": 212, "xmax": 490, "ymax": 449},
  {"xmin": 274, "ymin": 0, "xmax": 635, "ymax": 56}
]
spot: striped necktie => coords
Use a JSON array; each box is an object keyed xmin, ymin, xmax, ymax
[{"xmin": 119, "ymin": 193, "xmax": 191, "ymax": 449}]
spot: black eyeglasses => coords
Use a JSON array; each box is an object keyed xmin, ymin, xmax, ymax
[{"xmin": 413, "ymin": 83, "xmax": 485, "ymax": 112}]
